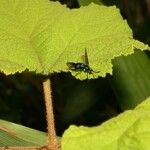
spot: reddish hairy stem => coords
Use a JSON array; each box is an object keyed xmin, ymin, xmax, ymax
[{"xmin": 43, "ymin": 79, "xmax": 59, "ymax": 150}]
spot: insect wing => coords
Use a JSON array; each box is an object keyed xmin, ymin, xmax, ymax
[{"xmin": 84, "ymin": 48, "xmax": 89, "ymax": 65}]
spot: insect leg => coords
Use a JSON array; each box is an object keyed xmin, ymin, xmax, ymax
[{"xmin": 87, "ymin": 73, "xmax": 89, "ymax": 79}]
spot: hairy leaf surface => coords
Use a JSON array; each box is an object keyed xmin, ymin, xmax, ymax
[{"xmin": 0, "ymin": 0, "xmax": 148, "ymax": 79}]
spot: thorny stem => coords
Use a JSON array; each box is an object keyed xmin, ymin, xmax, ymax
[{"xmin": 43, "ymin": 79, "xmax": 59, "ymax": 150}]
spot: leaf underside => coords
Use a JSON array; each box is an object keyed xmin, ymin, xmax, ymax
[{"xmin": 0, "ymin": 0, "xmax": 149, "ymax": 79}]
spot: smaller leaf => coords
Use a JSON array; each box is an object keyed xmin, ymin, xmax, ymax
[{"xmin": 62, "ymin": 97, "xmax": 150, "ymax": 150}]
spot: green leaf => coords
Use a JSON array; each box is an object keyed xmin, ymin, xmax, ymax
[
  {"xmin": 0, "ymin": 119, "xmax": 47, "ymax": 147},
  {"xmin": 61, "ymin": 83, "xmax": 96, "ymax": 123},
  {"xmin": 111, "ymin": 50, "xmax": 150, "ymax": 110},
  {"xmin": 0, "ymin": 0, "xmax": 148, "ymax": 79},
  {"xmin": 77, "ymin": 0, "xmax": 103, "ymax": 6},
  {"xmin": 62, "ymin": 97, "xmax": 150, "ymax": 150}
]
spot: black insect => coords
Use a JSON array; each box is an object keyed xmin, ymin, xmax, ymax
[
  {"xmin": 67, "ymin": 48, "xmax": 98, "ymax": 77},
  {"xmin": 67, "ymin": 62, "xmax": 93, "ymax": 74}
]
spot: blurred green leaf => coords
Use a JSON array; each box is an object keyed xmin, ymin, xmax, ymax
[
  {"xmin": 111, "ymin": 50, "xmax": 150, "ymax": 109},
  {"xmin": 62, "ymin": 97, "xmax": 150, "ymax": 150},
  {"xmin": 77, "ymin": 0, "xmax": 103, "ymax": 6},
  {"xmin": 0, "ymin": 119, "xmax": 47, "ymax": 147},
  {"xmin": 61, "ymin": 83, "xmax": 96, "ymax": 123}
]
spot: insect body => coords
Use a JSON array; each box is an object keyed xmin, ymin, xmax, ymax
[
  {"xmin": 66, "ymin": 62, "xmax": 94, "ymax": 74},
  {"xmin": 67, "ymin": 49, "xmax": 98, "ymax": 77}
]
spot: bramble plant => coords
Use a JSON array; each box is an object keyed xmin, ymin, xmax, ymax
[{"xmin": 0, "ymin": 0, "xmax": 150, "ymax": 150}]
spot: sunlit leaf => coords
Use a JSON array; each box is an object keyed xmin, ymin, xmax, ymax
[
  {"xmin": 62, "ymin": 97, "xmax": 150, "ymax": 150},
  {"xmin": 0, "ymin": 0, "xmax": 148, "ymax": 80}
]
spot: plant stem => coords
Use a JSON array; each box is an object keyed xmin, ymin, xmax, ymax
[{"xmin": 43, "ymin": 79, "xmax": 59, "ymax": 150}]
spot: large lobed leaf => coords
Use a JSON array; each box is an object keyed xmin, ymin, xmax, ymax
[
  {"xmin": 62, "ymin": 97, "xmax": 150, "ymax": 150},
  {"xmin": 0, "ymin": 0, "xmax": 148, "ymax": 79}
]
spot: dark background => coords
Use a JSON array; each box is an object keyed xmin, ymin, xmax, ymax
[{"xmin": 0, "ymin": 0, "xmax": 150, "ymax": 136}]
